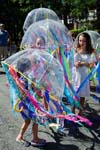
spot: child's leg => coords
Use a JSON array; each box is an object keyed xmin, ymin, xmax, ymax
[
  {"xmin": 16, "ymin": 119, "xmax": 31, "ymax": 141},
  {"xmin": 32, "ymin": 123, "xmax": 38, "ymax": 141},
  {"xmin": 72, "ymin": 105, "xmax": 76, "ymax": 114},
  {"xmin": 3, "ymin": 46, "xmax": 8, "ymax": 59},
  {"xmin": 43, "ymin": 96, "xmax": 48, "ymax": 111},
  {"xmin": 56, "ymin": 118, "xmax": 60, "ymax": 130},
  {"xmin": 31, "ymin": 123, "xmax": 46, "ymax": 145},
  {"xmin": 78, "ymin": 97, "xmax": 85, "ymax": 115}
]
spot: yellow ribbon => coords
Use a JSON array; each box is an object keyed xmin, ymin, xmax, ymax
[{"xmin": 14, "ymin": 99, "xmax": 24, "ymax": 113}]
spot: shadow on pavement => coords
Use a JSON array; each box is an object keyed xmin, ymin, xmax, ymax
[
  {"xmin": 40, "ymin": 99, "xmax": 100, "ymax": 150},
  {"xmin": 64, "ymin": 102, "xmax": 100, "ymax": 150},
  {"xmin": 0, "ymin": 71, "xmax": 5, "ymax": 75},
  {"xmin": 44, "ymin": 142, "xmax": 79, "ymax": 150},
  {"xmin": 85, "ymin": 103, "xmax": 100, "ymax": 143}
]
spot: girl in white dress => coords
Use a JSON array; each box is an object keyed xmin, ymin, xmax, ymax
[{"xmin": 72, "ymin": 32, "xmax": 97, "ymax": 115}]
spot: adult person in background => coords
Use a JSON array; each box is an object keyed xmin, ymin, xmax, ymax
[
  {"xmin": 9, "ymin": 40, "xmax": 17, "ymax": 56},
  {"xmin": 0, "ymin": 23, "xmax": 10, "ymax": 65}
]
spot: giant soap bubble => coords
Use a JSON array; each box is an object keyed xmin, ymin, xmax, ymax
[
  {"xmin": 23, "ymin": 8, "xmax": 60, "ymax": 32},
  {"xmin": 2, "ymin": 48, "xmax": 93, "ymax": 126},
  {"xmin": 21, "ymin": 19, "xmax": 73, "ymax": 51},
  {"xmin": 4, "ymin": 48, "xmax": 64, "ymax": 100},
  {"xmin": 96, "ymin": 37, "xmax": 100, "ymax": 58},
  {"xmin": 96, "ymin": 38, "xmax": 100, "ymax": 50},
  {"xmin": 74, "ymin": 30, "xmax": 100, "ymax": 49}
]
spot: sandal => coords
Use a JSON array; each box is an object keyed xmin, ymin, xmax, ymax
[
  {"xmin": 16, "ymin": 139, "xmax": 31, "ymax": 147},
  {"xmin": 31, "ymin": 139, "xmax": 46, "ymax": 147}
]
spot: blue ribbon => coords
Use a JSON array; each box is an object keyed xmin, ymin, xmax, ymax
[{"xmin": 77, "ymin": 62, "xmax": 100, "ymax": 94}]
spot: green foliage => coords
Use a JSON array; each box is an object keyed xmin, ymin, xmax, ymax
[
  {"xmin": 70, "ymin": 29, "xmax": 84, "ymax": 37},
  {"xmin": 0, "ymin": 0, "xmax": 99, "ymax": 44}
]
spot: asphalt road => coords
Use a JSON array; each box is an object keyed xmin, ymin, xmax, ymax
[{"xmin": 0, "ymin": 71, "xmax": 100, "ymax": 150}]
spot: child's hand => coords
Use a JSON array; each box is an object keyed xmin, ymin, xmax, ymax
[
  {"xmin": 74, "ymin": 61, "xmax": 81, "ymax": 67},
  {"xmin": 81, "ymin": 62, "xmax": 90, "ymax": 67},
  {"xmin": 75, "ymin": 61, "xmax": 92, "ymax": 68},
  {"xmin": 89, "ymin": 62, "xmax": 95, "ymax": 68}
]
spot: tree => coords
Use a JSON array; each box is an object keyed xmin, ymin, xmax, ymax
[{"xmin": 0, "ymin": 0, "xmax": 99, "ymax": 45}]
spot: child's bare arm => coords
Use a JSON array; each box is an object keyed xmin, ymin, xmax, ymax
[{"xmin": 75, "ymin": 61, "xmax": 95, "ymax": 68}]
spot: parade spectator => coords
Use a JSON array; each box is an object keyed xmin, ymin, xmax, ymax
[
  {"xmin": 9, "ymin": 40, "xmax": 17, "ymax": 56},
  {"xmin": 0, "ymin": 23, "xmax": 10, "ymax": 65}
]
